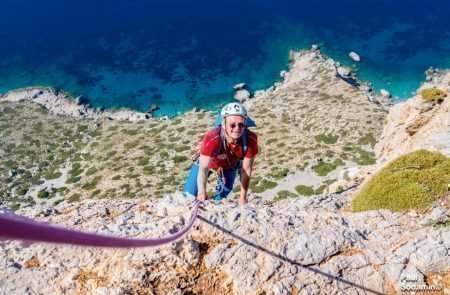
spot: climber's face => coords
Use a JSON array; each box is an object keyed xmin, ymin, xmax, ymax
[{"xmin": 225, "ymin": 115, "xmax": 246, "ymax": 140}]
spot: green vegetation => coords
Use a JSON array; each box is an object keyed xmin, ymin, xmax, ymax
[
  {"xmin": 85, "ymin": 167, "xmax": 98, "ymax": 176},
  {"xmin": 172, "ymin": 156, "xmax": 188, "ymax": 163},
  {"xmin": 65, "ymin": 176, "xmax": 81, "ymax": 184},
  {"xmin": 343, "ymin": 145, "xmax": 376, "ymax": 165},
  {"xmin": 124, "ymin": 129, "xmax": 139, "ymax": 136},
  {"xmin": 352, "ymin": 150, "xmax": 450, "ymax": 212},
  {"xmin": 90, "ymin": 189, "xmax": 101, "ymax": 198},
  {"xmin": 77, "ymin": 125, "xmax": 89, "ymax": 132},
  {"xmin": 353, "ymin": 147, "xmax": 376, "ymax": 165},
  {"xmin": 81, "ymin": 176, "xmax": 102, "ymax": 190},
  {"xmin": 266, "ymin": 138, "xmax": 278, "ymax": 145},
  {"xmin": 268, "ymin": 168, "xmax": 289, "ymax": 180},
  {"xmin": 420, "ymin": 88, "xmax": 447, "ymax": 103},
  {"xmin": 124, "ymin": 140, "xmax": 140, "ymax": 150},
  {"xmin": 68, "ymin": 193, "xmax": 81, "ymax": 203},
  {"xmin": 315, "ymin": 133, "xmax": 339, "ymax": 144},
  {"xmin": 295, "ymin": 185, "xmax": 315, "ymax": 196},
  {"xmin": 137, "ymin": 157, "xmax": 150, "ymax": 166},
  {"xmin": 357, "ymin": 133, "xmax": 377, "ymax": 147},
  {"xmin": 313, "ymin": 158, "xmax": 345, "ymax": 176},
  {"xmin": 274, "ymin": 190, "xmax": 298, "ymax": 202},
  {"xmin": 427, "ymin": 218, "xmax": 450, "ymax": 228},
  {"xmin": 37, "ymin": 190, "xmax": 50, "ymax": 199},
  {"xmin": 250, "ymin": 177, "xmax": 277, "ymax": 193}
]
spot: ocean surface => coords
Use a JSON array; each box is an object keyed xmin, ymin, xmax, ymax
[{"xmin": 1, "ymin": 0, "xmax": 450, "ymax": 116}]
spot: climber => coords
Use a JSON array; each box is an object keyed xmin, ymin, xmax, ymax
[{"xmin": 183, "ymin": 102, "xmax": 258, "ymax": 204}]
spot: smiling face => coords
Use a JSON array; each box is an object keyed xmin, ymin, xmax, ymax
[{"xmin": 224, "ymin": 115, "xmax": 246, "ymax": 141}]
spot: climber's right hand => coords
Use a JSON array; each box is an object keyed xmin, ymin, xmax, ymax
[{"xmin": 197, "ymin": 192, "xmax": 208, "ymax": 203}]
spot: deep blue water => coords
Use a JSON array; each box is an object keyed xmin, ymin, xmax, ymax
[{"xmin": 1, "ymin": 0, "xmax": 450, "ymax": 116}]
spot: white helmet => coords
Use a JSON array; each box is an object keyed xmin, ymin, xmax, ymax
[{"xmin": 221, "ymin": 102, "xmax": 247, "ymax": 118}]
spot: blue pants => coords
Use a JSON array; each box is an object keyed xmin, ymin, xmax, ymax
[{"xmin": 183, "ymin": 162, "xmax": 237, "ymax": 200}]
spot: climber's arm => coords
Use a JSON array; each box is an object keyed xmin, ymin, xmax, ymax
[{"xmin": 240, "ymin": 157, "xmax": 255, "ymax": 204}]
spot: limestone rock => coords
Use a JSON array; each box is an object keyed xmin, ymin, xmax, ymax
[
  {"xmin": 233, "ymin": 83, "xmax": 246, "ymax": 90},
  {"xmin": 337, "ymin": 66, "xmax": 352, "ymax": 77},
  {"xmin": 349, "ymin": 51, "xmax": 361, "ymax": 62},
  {"xmin": 0, "ymin": 88, "xmax": 149, "ymax": 122},
  {"xmin": 376, "ymin": 74, "xmax": 450, "ymax": 164},
  {"xmin": 380, "ymin": 89, "xmax": 391, "ymax": 98},
  {"xmin": 1, "ymin": 191, "xmax": 448, "ymax": 294},
  {"xmin": 234, "ymin": 89, "xmax": 250, "ymax": 103}
]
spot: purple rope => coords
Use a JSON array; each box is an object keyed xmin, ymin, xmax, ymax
[{"xmin": 0, "ymin": 201, "xmax": 199, "ymax": 248}]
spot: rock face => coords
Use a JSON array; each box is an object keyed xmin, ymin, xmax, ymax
[
  {"xmin": 234, "ymin": 89, "xmax": 251, "ymax": 103},
  {"xmin": 337, "ymin": 66, "xmax": 352, "ymax": 77},
  {"xmin": 0, "ymin": 88, "xmax": 149, "ymax": 121},
  {"xmin": 233, "ymin": 83, "xmax": 246, "ymax": 90},
  {"xmin": 380, "ymin": 89, "xmax": 391, "ymax": 98},
  {"xmin": 376, "ymin": 72, "xmax": 450, "ymax": 164},
  {"xmin": 1, "ymin": 192, "xmax": 449, "ymax": 294}
]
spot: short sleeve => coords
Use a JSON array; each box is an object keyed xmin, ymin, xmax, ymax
[
  {"xmin": 200, "ymin": 130, "xmax": 220, "ymax": 157},
  {"xmin": 245, "ymin": 131, "xmax": 258, "ymax": 158}
]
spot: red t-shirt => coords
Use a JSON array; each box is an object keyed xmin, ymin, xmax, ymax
[{"xmin": 200, "ymin": 126, "xmax": 258, "ymax": 170}]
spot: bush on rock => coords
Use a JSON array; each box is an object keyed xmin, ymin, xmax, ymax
[
  {"xmin": 352, "ymin": 150, "xmax": 450, "ymax": 212},
  {"xmin": 420, "ymin": 88, "xmax": 447, "ymax": 103}
]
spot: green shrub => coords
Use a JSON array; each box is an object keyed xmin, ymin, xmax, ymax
[
  {"xmin": 250, "ymin": 179, "xmax": 277, "ymax": 193},
  {"xmin": 53, "ymin": 199, "xmax": 65, "ymax": 206},
  {"xmin": 143, "ymin": 166, "xmax": 155, "ymax": 173},
  {"xmin": 124, "ymin": 129, "xmax": 139, "ymax": 136},
  {"xmin": 314, "ymin": 134, "xmax": 339, "ymax": 144},
  {"xmin": 10, "ymin": 204, "xmax": 21, "ymax": 211},
  {"xmin": 353, "ymin": 147, "xmax": 376, "ymax": 165},
  {"xmin": 274, "ymin": 190, "xmax": 298, "ymax": 202},
  {"xmin": 69, "ymin": 167, "xmax": 84, "ymax": 177},
  {"xmin": 77, "ymin": 125, "xmax": 89, "ymax": 132},
  {"xmin": 295, "ymin": 185, "xmax": 315, "ymax": 196},
  {"xmin": 313, "ymin": 158, "xmax": 345, "ymax": 176},
  {"xmin": 82, "ymin": 176, "xmax": 102, "ymax": 190},
  {"xmin": 138, "ymin": 157, "xmax": 149, "ymax": 166},
  {"xmin": 85, "ymin": 167, "xmax": 98, "ymax": 176},
  {"xmin": 174, "ymin": 145, "xmax": 190, "ymax": 152},
  {"xmin": 172, "ymin": 156, "xmax": 188, "ymax": 163},
  {"xmin": 37, "ymin": 190, "xmax": 50, "ymax": 199},
  {"xmin": 269, "ymin": 168, "xmax": 289, "ymax": 180},
  {"xmin": 16, "ymin": 186, "xmax": 29, "ymax": 196},
  {"xmin": 124, "ymin": 140, "xmax": 140, "ymax": 150},
  {"xmin": 420, "ymin": 88, "xmax": 447, "ymax": 103},
  {"xmin": 66, "ymin": 176, "xmax": 81, "ymax": 184},
  {"xmin": 90, "ymin": 189, "xmax": 101, "ymax": 198},
  {"xmin": 112, "ymin": 175, "xmax": 121, "ymax": 180},
  {"xmin": 315, "ymin": 184, "xmax": 327, "ymax": 195},
  {"xmin": 68, "ymin": 193, "xmax": 81, "ymax": 203},
  {"xmin": 357, "ymin": 133, "xmax": 377, "ymax": 147},
  {"xmin": 352, "ymin": 150, "xmax": 450, "ymax": 212},
  {"xmin": 266, "ymin": 138, "xmax": 278, "ymax": 145},
  {"xmin": 106, "ymin": 150, "xmax": 117, "ymax": 157},
  {"xmin": 89, "ymin": 130, "xmax": 102, "ymax": 137}
]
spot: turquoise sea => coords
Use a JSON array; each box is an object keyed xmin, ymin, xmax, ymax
[{"xmin": 1, "ymin": 0, "xmax": 449, "ymax": 116}]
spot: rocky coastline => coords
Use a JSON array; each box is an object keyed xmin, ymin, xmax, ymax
[
  {"xmin": 0, "ymin": 48, "xmax": 449, "ymax": 294},
  {"xmin": 1, "ymin": 47, "xmax": 391, "ymax": 123},
  {"xmin": 0, "ymin": 87, "xmax": 151, "ymax": 122}
]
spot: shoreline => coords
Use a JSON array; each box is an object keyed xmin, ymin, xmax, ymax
[{"xmin": 0, "ymin": 47, "xmax": 425, "ymax": 121}]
